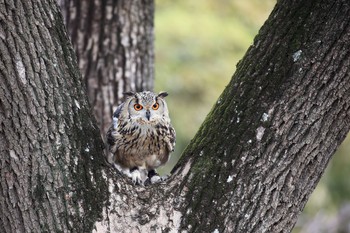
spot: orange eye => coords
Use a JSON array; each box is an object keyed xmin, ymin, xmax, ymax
[
  {"xmin": 134, "ymin": 104, "xmax": 143, "ymax": 111},
  {"xmin": 152, "ymin": 103, "xmax": 159, "ymax": 110}
]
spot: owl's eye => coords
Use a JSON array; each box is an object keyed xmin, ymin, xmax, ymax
[
  {"xmin": 134, "ymin": 104, "xmax": 143, "ymax": 111},
  {"xmin": 152, "ymin": 103, "xmax": 159, "ymax": 110}
]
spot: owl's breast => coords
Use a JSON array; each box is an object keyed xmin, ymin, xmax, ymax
[{"xmin": 114, "ymin": 123, "xmax": 171, "ymax": 169}]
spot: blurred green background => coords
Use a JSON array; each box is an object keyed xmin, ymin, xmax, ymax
[{"xmin": 154, "ymin": 0, "xmax": 350, "ymax": 231}]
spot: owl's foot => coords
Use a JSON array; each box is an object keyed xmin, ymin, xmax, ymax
[
  {"xmin": 130, "ymin": 167, "xmax": 143, "ymax": 185},
  {"xmin": 144, "ymin": 170, "xmax": 168, "ymax": 186}
]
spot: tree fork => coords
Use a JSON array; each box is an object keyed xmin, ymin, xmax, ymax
[{"xmin": 1, "ymin": 0, "xmax": 350, "ymax": 233}]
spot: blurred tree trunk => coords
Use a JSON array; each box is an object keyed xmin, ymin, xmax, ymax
[
  {"xmin": 1, "ymin": 0, "xmax": 350, "ymax": 233},
  {"xmin": 58, "ymin": 0, "xmax": 154, "ymax": 135}
]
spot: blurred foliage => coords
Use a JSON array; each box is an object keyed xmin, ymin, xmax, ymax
[
  {"xmin": 155, "ymin": 0, "xmax": 275, "ymax": 172},
  {"xmin": 154, "ymin": 1, "xmax": 350, "ymax": 231}
]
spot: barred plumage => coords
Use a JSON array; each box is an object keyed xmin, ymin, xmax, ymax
[{"xmin": 106, "ymin": 91, "xmax": 176, "ymax": 185}]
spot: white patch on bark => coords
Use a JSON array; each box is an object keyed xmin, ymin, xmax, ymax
[
  {"xmin": 213, "ymin": 229, "xmax": 220, "ymax": 233},
  {"xmin": 9, "ymin": 150, "xmax": 18, "ymax": 160},
  {"xmin": 256, "ymin": 126, "xmax": 265, "ymax": 141},
  {"xmin": 74, "ymin": 99, "xmax": 81, "ymax": 109},
  {"xmin": 180, "ymin": 159, "xmax": 192, "ymax": 178},
  {"xmin": 292, "ymin": 50, "xmax": 302, "ymax": 62},
  {"xmin": 0, "ymin": 25, "xmax": 5, "ymax": 40},
  {"xmin": 73, "ymin": 156, "xmax": 79, "ymax": 167},
  {"xmin": 15, "ymin": 58, "xmax": 26, "ymax": 84},
  {"xmin": 261, "ymin": 113, "xmax": 269, "ymax": 122},
  {"xmin": 227, "ymin": 175, "xmax": 233, "ymax": 183},
  {"xmin": 89, "ymin": 169, "xmax": 95, "ymax": 183}
]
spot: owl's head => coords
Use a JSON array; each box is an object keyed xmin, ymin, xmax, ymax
[{"xmin": 124, "ymin": 91, "xmax": 170, "ymax": 124}]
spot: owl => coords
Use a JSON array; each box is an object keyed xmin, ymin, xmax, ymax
[{"xmin": 106, "ymin": 91, "xmax": 176, "ymax": 185}]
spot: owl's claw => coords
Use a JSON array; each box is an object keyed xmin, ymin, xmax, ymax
[
  {"xmin": 144, "ymin": 175, "xmax": 169, "ymax": 186},
  {"xmin": 144, "ymin": 170, "xmax": 168, "ymax": 186},
  {"xmin": 130, "ymin": 168, "xmax": 143, "ymax": 185},
  {"xmin": 150, "ymin": 175, "xmax": 162, "ymax": 184}
]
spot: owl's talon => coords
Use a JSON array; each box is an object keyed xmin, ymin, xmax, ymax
[
  {"xmin": 150, "ymin": 175, "xmax": 162, "ymax": 183},
  {"xmin": 160, "ymin": 175, "xmax": 169, "ymax": 181},
  {"xmin": 144, "ymin": 169, "xmax": 168, "ymax": 185},
  {"xmin": 144, "ymin": 176, "xmax": 160, "ymax": 185},
  {"xmin": 130, "ymin": 169, "xmax": 143, "ymax": 185},
  {"xmin": 144, "ymin": 175, "xmax": 168, "ymax": 186}
]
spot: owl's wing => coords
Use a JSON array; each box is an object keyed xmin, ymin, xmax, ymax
[
  {"xmin": 167, "ymin": 125, "xmax": 176, "ymax": 152},
  {"xmin": 106, "ymin": 103, "xmax": 124, "ymax": 147},
  {"xmin": 112, "ymin": 103, "xmax": 125, "ymax": 127}
]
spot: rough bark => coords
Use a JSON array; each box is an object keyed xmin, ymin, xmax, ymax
[
  {"xmin": 0, "ymin": 1, "xmax": 106, "ymax": 232},
  {"xmin": 1, "ymin": 0, "xmax": 350, "ymax": 233},
  {"xmin": 171, "ymin": 0, "xmax": 350, "ymax": 232},
  {"xmin": 58, "ymin": 0, "xmax": 154, "ymax": 135}
]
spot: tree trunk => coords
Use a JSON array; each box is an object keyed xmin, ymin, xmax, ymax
[
  {"xmin": 1, "ymin": 0, "xmax": 350, "ymax": 233},
  {"xmin": 170, "ymin": 0, "xmax": 350, "ymax": 231},
  {"xmin": 58, "ymin": 0, "xmax": 154, "ymax": 135},
  {"xmin": 0, "ymin": 1, "xmax": 106, "ymax": 232}
]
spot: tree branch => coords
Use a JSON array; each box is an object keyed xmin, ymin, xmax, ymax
[
  {"xmin": 94, "ymin": 0, "xmax": 350, "ymax": 232},
  {"xmin": 170, "ymin": 0, "xmax": 350, "ymax": 232}
]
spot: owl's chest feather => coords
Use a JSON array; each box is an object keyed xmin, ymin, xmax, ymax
[
  {"xmin": 114, "ymin": 122, "xmax": 171, "ymax": 168},
  {"xmin": 120, "ymin": 123, "xmax": 165, "ymax": 147}
]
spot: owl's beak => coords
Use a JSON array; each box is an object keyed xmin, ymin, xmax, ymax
[{"xmin": 145, "ymin": 110, "xmax": 151, "ymax": 121}]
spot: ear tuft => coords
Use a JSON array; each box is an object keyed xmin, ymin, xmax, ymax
[{"xmin": 158, "ymin": 91, "xmax": 168, "ymax": 98}]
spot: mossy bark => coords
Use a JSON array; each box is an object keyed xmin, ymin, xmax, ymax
[{"xmin": 171, "ymin": 0, "xmax": 350, "ymax": 232}]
